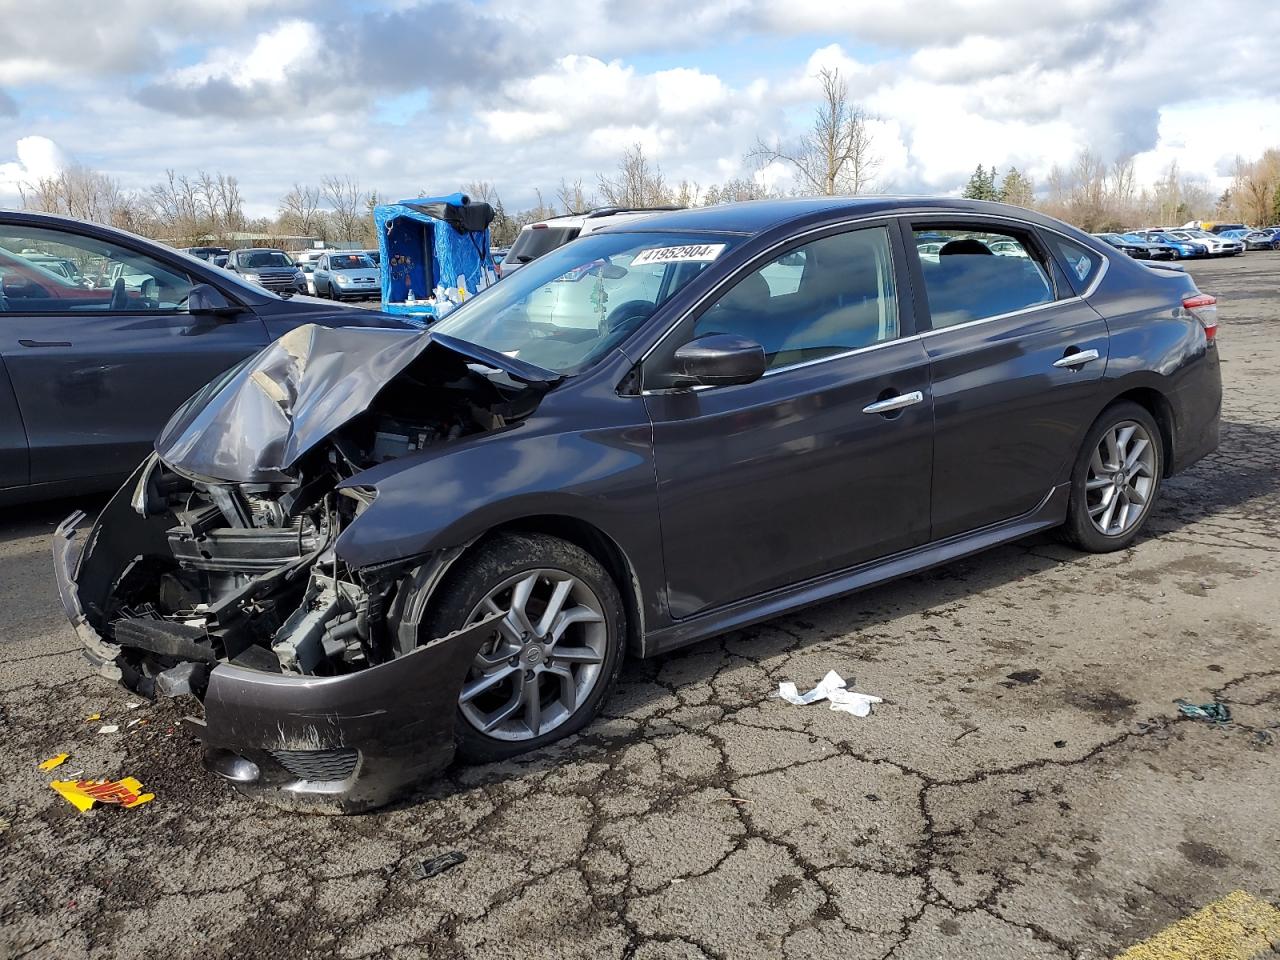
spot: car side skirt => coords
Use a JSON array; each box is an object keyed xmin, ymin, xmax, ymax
[{"xmin": 641, "ymin": 482, "xmax": 1070, "ymax": 658}]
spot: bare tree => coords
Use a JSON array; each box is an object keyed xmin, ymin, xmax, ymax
[
  {"xmin": 555, "ymin": 177, "xmax": 595, "ymax": 214},
  {"xmin": 19, "ymin": 164, "xmax": 145, "ymax": 229},
  {"xmin": 1039, "ymin": 150, "xmax": 1138, "ymax": 231},
  {"xmin": 596, "ymin": 144, "xmax": 672, "ymax": 207},
  {"xmin": 523, "ymin": 188, "xmax": 557, "ymax": 223},
  {"xmin": 461, "ymin": 179, "xmax": 508, "ymax": 213},
  {"xmin": 278, "ymin": 183, "xmax": 322, "ymax": 236},
  {"xmin": 672, "ymin": 179, "xmax": 702, "ymax": 207},
  {"xmin": 702, "ymin": 177, "xmax": 779, "ymax": 205},
  {"xmin": 146, "ymin": 170, "xmax": 206, "ymax": 243},
  {"xmin": 322, "ymin": 174, "xmax": 369, "ymax": 241},
  {"xmin": 196, "ymin": 171, "xmax": 245, "ymax": 238},
  {"xmin": 749, "ymin": 67, "xmax": 880, "ymax": 196},
  {"xmin": 1229, "ymin": 150, "xmax": 1280, "ymax": 225}
]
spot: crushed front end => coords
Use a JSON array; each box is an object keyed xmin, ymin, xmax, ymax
[{"xmin": 50, "ymin": 324, "xmax": 556, "ymax": 812}]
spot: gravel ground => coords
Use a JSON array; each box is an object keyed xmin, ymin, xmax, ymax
[{"xmin": 1, "ymin": 253, "xmax": 1277, "ymax": 959}]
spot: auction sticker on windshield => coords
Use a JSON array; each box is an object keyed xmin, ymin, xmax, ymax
[{"xmin": 630, "ymin": 243, "xmax": 727, "ymax": 267}]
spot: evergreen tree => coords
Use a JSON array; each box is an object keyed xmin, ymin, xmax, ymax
[
  {"xmin": 962, "ymin": 165, "xmax": 989, "ymax": 200},
  {"xmin": 999, "ymin": 167, "xmax": 1035, "ymax": 207}
]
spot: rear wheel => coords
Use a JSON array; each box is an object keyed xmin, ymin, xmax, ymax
[
  {"xmin": 1061, "ymin": 401, "xmax": 1163, "ymax": 552},
  {"xmin": 419, "ymin": 533, "xmax": 626, "ymax": 763}
]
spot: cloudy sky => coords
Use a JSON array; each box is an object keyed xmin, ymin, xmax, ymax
[{"xmin": 1, "ymin": 0, "xmax": 1278, "ymax": 217}]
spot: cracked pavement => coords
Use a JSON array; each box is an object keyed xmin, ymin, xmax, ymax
[{"xmin": 2, "ymin": 254, "xmax": 1278, "ymax": 959}]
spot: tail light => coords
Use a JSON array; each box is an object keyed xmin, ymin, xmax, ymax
[{"xmin": 1183, "ymin": 293, "xmax": 1218, "ymax": 342}]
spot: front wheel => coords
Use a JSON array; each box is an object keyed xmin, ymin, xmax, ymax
[
  {"xmin": 418, "ymin": 533, "xmax": 626, "ymax": 763},
  {"xmin": 1061, "ymin": 401, "xmax": 1163, "ymax": 552}
]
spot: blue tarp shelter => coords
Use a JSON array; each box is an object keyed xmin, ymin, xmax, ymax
[{"xmin": 374, "ymin": 192, "xmax": 494, "ymax": 321}]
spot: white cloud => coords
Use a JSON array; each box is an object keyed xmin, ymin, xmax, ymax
[
  {"xmin": 0, "ymin": 1, "xmax": 1278, "ymax": 215},
  {"xmin": 169, "ymin": 19, "xmax": 321, "ymax": 89},
  {"xmin": 0, "ymin": 135, "xmax": 68, "ymax": 203}
]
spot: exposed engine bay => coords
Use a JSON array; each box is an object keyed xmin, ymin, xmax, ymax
[{"xmin": 78, "ymin": 330, "xmax": 552, "ymax": 699}]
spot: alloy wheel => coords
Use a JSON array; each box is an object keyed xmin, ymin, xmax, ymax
[
  {"xmin": 1085, "ymin": 420, "xmax": 1157, "ymax": 537},
  {"xmin": 459, "ymin": 569, "xmax": 608, "ymax": 741}
]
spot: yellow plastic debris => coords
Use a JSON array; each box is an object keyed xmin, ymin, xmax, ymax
[
  {"xmin": 38, "ymin": 753, "xmax": 69, "ymax": 771},
  {"xmin": 50, "ymin": 777, "xmax": 155, "ymax": 813},
  {"xmin": 85, "ymin": 713, "xmax": 101, "ymax": 722}
]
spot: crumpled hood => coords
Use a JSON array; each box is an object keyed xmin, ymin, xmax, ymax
[
  {"xmin": 155, "ymin": 324, "xmax": 428, "ymax": 484},
  {"xmin": 154, "ymin": 323, "xmax": 559, "ymax": 485}
]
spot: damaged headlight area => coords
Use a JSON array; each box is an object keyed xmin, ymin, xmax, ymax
[
  {"xmin": 53, "ymin": 326, "xmax": 555, "ymax": 811},
  {"xmin": 109, "ymin": 466, "xmax": 394, "ymax": 694}
]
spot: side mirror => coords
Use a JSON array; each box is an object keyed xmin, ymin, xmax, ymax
[
  {"xmin": 671, "ymin": 334, "xmax": 766, "ymax": 387},
  {"xmin": 188, "ymin": 283, "xmax": 241, "ymax": 320}
]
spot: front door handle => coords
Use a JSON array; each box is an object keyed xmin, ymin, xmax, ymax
[
  {"xmin": 1053, "ymin": 348, "xmax": 1100, "ymax": 368},
  {"xmin": 18, "ymin": 339, "xmax": 72, "ymax": 348},
  {"xmin": 862, "ymin": 390, "xmax": 924, "ymax": 415}
]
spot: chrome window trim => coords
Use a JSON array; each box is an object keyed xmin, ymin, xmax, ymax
[{"xmin": 635, "ymin": 209, "xmax": 1111, "ymax": 392}]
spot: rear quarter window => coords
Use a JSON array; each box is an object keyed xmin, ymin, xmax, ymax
[{"xmin": 1048, "ymin": 235, "xmax": 1104, "ymax": 291}]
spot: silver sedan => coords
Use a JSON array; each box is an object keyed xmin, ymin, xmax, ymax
[{"xmin": 312, "ymin": 252, "xmax": 380, "ymax": 301}]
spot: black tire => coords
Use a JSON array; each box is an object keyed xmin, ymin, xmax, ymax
[
  {"xmin": 417, "ymin": 533, "xmax": 626, "ymax": 764},
  {"xmin": 1060, "ymin": 401, "xmax": 1163, "ymax": 553}
]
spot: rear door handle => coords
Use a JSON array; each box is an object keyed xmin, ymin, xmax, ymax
[
  {"xmin": 18, "ymin": 339, "xmax": 72, "ymax": 348},
  {"xmin": 862, "ymin": 390, "xmax": 924, "ymax": 415},
  {"xmin": 1053, "ymin": 348, "xmax": 1100, "ymax": 368}
]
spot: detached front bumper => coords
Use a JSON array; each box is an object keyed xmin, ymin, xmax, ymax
[{"xmin": 53, "ymin": 511, "xmax": 492, "ymax": 814}]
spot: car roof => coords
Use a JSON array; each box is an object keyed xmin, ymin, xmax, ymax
[{"xmin": 588, "ymin": 196, "xmax": 1082, "ymax": 238}]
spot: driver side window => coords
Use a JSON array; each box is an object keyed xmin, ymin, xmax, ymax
[
  {"xmin": 690, "ymin": 226, "xmax": 900, "ymax": 371},
  {"xmin": 0, "ymin": 224, "xmax": 193, "ymax": 314}
]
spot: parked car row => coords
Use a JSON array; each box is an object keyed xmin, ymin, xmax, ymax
[
  {"xmin": 1222, "ymin": 227, "xmax": 1280, "ymax": 250},
  {"xmin": 1093, "ymin": 226, "xmax": 1273, "ymax": 260}
]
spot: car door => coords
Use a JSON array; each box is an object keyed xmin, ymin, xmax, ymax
[
  {"xmin": 642, "ymin": 221, "xmax": 934, "ymax": 619},
  {"xmin": 314, "ymin": 255, "xmax": 332, "ymax": 296},
  {"xmin": 0, "ymin": 358, "xmax": 27, "ymax": 492},
  {"xmin": 902, "ymin": 217, "xmax": 1111, "ymax": 540},
  {"xmin": 0, "ymin": 219, "xmax": 270, "ymax": 487}
]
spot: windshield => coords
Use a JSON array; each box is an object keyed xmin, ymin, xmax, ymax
[
  {"xmin": 1121, "ymin": 234, "xmax": 1147, "ymax": 242},
  {"xmin": 237, "ymin": 250, "xmax": 294, "ymax": 269},
  {"xmin": 329, "ymin": 254, "xmax": 374, "ymax": 270},
  {"xmin": 433, "ymin": 231, "xmax": 740, "ymax": 374}
]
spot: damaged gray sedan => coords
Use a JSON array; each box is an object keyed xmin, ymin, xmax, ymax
[{"xmin": 53, "ymin": 200, "xmax": 1221, "ymax": 812}]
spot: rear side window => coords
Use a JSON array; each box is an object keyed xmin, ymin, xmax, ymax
[
  {"xmin": 506, "ymin": 226, "xmax": 580, "ymax": 264},
  {"xmin": 1047, "ymin": 235, "xmax": 1104, "ymax": 289},
  {"xmin": 912, "ymin": 227, "xmax": 1053, "ymax": 328}
]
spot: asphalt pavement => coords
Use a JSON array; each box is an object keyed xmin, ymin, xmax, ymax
[{"xmin": 1, "ymin": 253, "xmax": 1278, "ymax": 959}]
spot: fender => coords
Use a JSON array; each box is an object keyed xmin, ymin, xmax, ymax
[{"xmin": 333, "ymin": 421, "xmax": 667, "ymax": 624}]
